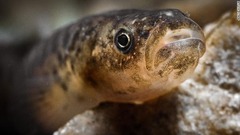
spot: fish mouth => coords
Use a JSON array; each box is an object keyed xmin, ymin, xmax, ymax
[
  {"xmin": 145, "ymin": 28, "xmax": 205, "ymax": 77},
  {"xmin": 162, "ymin": 28, "xmax": 205, "ymax": 56}
]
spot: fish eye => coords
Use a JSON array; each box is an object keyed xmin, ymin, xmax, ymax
[{"xmin": 114, "ymin": 28, "xmax": 134, "ymax": 54}]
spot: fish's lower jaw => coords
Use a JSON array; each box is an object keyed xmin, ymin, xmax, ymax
[
  {"xmin": 141, "ymin": 33, "xmax": 205, "ymax": 102},
  {"xmin": 145, "ymin": 27, "xmax": 205, "ymax": 72},
  {"xmin": 146, "ymin": 29, "xmax": 205, "ymax": 83},
  {"xmin": 146, "ymin": 40, "xmax": 202, "ymax": 81}
]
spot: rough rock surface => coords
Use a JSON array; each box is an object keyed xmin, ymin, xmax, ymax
[{"xmin": 54, "ymin": 11, "xmax": 240, "ymax": 135}]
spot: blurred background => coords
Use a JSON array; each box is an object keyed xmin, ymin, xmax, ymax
[{"xmin": 0, "ymin": 0, "xmax": 235, "ymax": 43}]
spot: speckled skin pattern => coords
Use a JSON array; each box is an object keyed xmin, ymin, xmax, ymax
[{"xmin": 1, "ymin": 9, "xmax": 205, "ymax": 134}]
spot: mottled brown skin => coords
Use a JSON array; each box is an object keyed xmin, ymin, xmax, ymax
[{"xmin": 1, "ymin": 9, "xmax": 205, "ymax": 134}]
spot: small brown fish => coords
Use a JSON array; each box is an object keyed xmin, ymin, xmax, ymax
[{"xmin": 0, "ymin": 9, "xmax": 205, "ymax": 134}]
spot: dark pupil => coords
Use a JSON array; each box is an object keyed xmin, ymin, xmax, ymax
[{"xmin": 118, "ymin": 34, "xmax": 129, "ymax": 47}]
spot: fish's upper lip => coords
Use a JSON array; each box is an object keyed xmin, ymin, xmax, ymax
[
  {"xmin": 163, "ymin": 28, "xmax": 205, "ymax": 44},
  {"xmin": 165, "ymin": 38, "xmax": 205, "ymax": 57},
  {"xmin": 162, "ymin": 28, "xmax": 205, "ymax": 56}
]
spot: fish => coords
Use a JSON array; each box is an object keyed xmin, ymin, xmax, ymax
[{"xmin": 0, "ymin": 9, "xmax": 205, "ymax": 134}]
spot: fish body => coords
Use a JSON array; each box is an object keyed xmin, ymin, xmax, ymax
[{"xmin": 0, "ymin": 9, "xmax": 205, "ymax": 134}]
